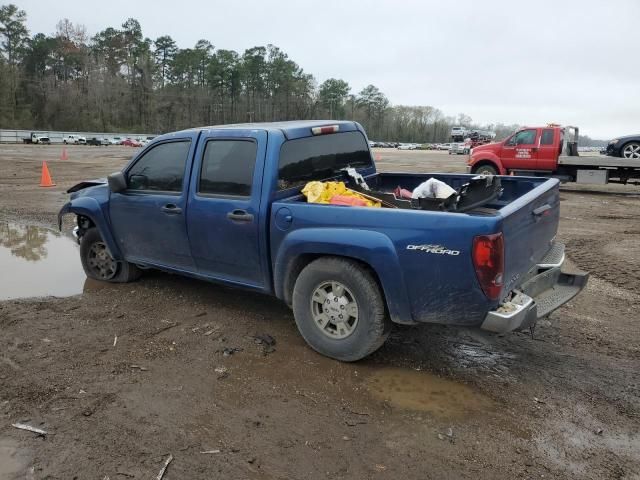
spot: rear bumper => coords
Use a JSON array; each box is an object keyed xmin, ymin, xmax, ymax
[{"xmin": 481, "ymin": 243, "xmax": 589, "ymax": 333}]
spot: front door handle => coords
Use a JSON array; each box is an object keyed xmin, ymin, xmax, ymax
[
  {"xmin": 227, "ymin": 209, "xmax": 254, "ymax": 222},
  {"xmin": 161, "ymin": 203, "xmax": 182, "ymax": 214}
]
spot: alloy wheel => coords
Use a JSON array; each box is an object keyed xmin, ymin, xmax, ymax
[{"xmin": 310, "ymin": 281, "xmax": 359, "ymax": 339}]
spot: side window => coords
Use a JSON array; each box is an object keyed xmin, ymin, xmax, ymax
[
  {"xmin": 199, "ymin": 140, "xmax": 257, "ymax": 196},
  {"xmin": 541, "ymin": 129, "xmax": 554, "ymax": 145},
  {"xmin": 127, "ymin": 140, "xmax": 191, "ymax": 192},
  {"xmin": 514, "ymin": 129, "xmax": 537, "ymax": 145}
]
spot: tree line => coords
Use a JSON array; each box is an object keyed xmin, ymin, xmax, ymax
[{"xmin": 1, "ymin": 4, "xmax": 544, "ymax": 143}]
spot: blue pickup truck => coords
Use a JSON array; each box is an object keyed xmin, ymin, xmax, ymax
[{"xmin": 59, "ymin": 120, "xmax": 588, "ymax": 361}]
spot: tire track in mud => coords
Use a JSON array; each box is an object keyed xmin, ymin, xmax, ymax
[{"xmin": 567, "ymin": 235, "xmax": 640, "ymax": 294}]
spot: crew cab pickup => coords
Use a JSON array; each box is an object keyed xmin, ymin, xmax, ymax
[
  {"xmin": 23, "ymin": 132, "xmax": 50, "ymax": 144},
  {"xmin": 59, "ymin": 121, "xmax": 588, "ymax": 361},
  {"xmin": 468, "ymin": 125, "xmax": 640, "ymax": 184}
]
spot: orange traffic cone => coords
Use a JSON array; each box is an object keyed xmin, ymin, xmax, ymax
[
  {"xmin": 61, "ymin": 147, "xmax": 68, "ymax": 161},
  {"xmin": 40, "ymin": 161, "xmax": 56, "ymax": 187}
]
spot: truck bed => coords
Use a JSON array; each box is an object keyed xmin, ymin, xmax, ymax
[{"xmin": 272, "ymin": 173, "xmax": 560, "ymax": 327}]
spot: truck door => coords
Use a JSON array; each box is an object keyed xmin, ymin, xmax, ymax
[
  {"xmin": 536, "ymin": 128, "xmax": 557, "ymax": 171},
  {"xmin": 186, "ymin": 130, "xmax": 267, "ymax": 288},
  {"xmin": 109, "ymin": 135, "xmax": 197, "ymax": 270},
  {"xmin": 501, "ymin": 128, "xmax": 539, "ymax": 171}
]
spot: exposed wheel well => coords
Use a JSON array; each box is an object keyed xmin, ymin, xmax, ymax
[
  {"xmin": 471, "ymin": 160, "xmax": 499, "ymax": 174},
  {"xmin": 282, "ymin": 254, "xmax": 389, "ymax": 315},
  {"xmin": 75, "ymin": 214, "xmax": 96, "ymax": 238}
]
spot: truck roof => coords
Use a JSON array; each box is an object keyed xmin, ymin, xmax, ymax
[{"xmin": 162, "ymin": 120, "xmax": 361, "ymax": 141}]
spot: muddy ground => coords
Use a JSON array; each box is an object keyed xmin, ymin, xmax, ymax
[{"xmin": 0, "ymin": 144, "xmax": 639, "ymax": 479}]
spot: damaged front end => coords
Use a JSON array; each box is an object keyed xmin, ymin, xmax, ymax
[{"xmin": 57, "ymin": 178, "xmax": 118, "ymax": 255}]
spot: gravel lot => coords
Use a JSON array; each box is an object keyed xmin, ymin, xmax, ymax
[{"xmin": 0, "ymin": 144, "xmax": 639, "ymax": 479}]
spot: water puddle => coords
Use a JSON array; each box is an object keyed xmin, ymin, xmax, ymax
[
  {"xmin": 0, "ymin": 438, "xmax": 29, "ymax": 479},
  {"xmin": 366, "ymin": 367, "xmax": 494, "ymax": 418},
  {"xmin": 0, "ymin": 222, "xmax": 86, "ymax": 300}
]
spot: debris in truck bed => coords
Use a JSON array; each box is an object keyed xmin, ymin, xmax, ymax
[
  {"xmin": 301, "ymin": 181, "xmax": 381, "ymax": 207},
  {"xmin": 412, "ymin": 178, "xmax": 457, "ymax": 199}
]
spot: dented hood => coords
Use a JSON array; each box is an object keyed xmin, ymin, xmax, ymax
[{"xmin": 66, "ymin": 178, "xmax": 107, "ymax": 193}]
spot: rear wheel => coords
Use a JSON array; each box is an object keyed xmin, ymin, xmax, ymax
[
  {"xmin": 622, "ymin": 142, "xmax": 640, "ymax": 159},
  {"xmin": 473, "ymin": 164, "xmax": 498, "ymax": 176},
  {"xmin": 292, "ymin": 257, "xmax": 391, "ymax": 362},
  {"xmin": 80, "ymin": 228, "xmax": 141, "ymax": 283}
]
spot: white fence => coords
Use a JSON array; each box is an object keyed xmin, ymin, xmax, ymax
[{"xmin": 0, "ymin": 129, "xmax": 157, "ymax": 144}]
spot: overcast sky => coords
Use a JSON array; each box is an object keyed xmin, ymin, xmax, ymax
[{"xmin": 15, "ymin": 0, "xmax": 640, "ymax": 139}]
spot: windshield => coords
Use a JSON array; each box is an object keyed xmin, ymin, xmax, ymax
[{"xmin": 278, "ymin": 131, "xmax": 373, "ymax": 190}]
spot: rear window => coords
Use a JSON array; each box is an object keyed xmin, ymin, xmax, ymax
[
  {"xmin": 541, "ymin": 129, "xmax": 554, "ymax": 145},
  {"xmin": 278, "ymin": 131, "xmax": 373, "ymax": 190}
]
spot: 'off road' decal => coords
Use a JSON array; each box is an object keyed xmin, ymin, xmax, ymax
[{"xmin": 407, "ymin": 244, "xmax": 460, "ymax": 256}]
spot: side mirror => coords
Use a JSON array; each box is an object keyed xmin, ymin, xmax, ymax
[{"xmin": 108, "ymin": 172, "xmax": 127, "ymax": 193}]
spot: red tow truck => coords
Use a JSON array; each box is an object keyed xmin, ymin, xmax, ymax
[{"xmin": 467, "ymin": 125, "xmax": 640, "ymax": 184}]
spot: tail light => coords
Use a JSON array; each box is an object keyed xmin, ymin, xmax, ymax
[{"xmin": 472, "ymin": 233, "xmax": 504, "ymax": 301}]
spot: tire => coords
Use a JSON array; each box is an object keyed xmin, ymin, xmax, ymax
[
  {"xmin": 292, "ymin": 257, "xmax": 391, "ymax": 362},
  {"xmin": 621, "ymin": 142, "xmax": 640, "ymax": 159},
  {"xmin": 80, "ymin": 228, "xmax": 141, "ymax": 283},
  {"xmin": 473, "ymin": 164, "xmax": 498, "ymax": 176}
]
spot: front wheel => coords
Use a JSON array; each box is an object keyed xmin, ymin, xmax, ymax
[
  {"xmin": 80, "ymin": 228, "xmax": 141, "ymax": 283},
  {"xmin": 292, "ymin": 257, "xmax": 391, "ymax": 362},
  {"xmin": 473, "ymin": 164, "xmax": 498, "ymax": 176},
  {"xmin": 621, "ymin": 142, "xmax": 640, "ymax": 159}
]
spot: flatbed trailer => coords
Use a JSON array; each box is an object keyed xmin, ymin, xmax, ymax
[{"xmin": 558, "ymin": 155, "xmax": 640, "ymax": 168}]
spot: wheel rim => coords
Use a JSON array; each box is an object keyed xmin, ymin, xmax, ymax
[
  {"xmin": 622, "ymin": 144, "xmax": 640, "ymax": 159},
  {"xmin": 87, "ymin": 242, "xmax": 118, "ymax": 280},
  {"xmin": 310, "ymin": 281, "xmax": 359, "ymax": 339},
  {"xmin": 477, "ymin": 167, "xmax": 495, "ymax": 175}
]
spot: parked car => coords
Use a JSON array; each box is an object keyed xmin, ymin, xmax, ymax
[
  {"xmin": 449, "ymin": 143, "xmax": 469, "ymax": 155},
  {"xmin": 121, "ymin": 138, "xmax": 142, "ymax": 147},
  {"xmin": 87, "ymin": 137, "xmax": 109, "ymax": 146},
  {"xmin": 450, "ymin": 126, "xmax": 468, "ymax": 139},
  {"xmin": 437, "ymin": 143, "xmax": 451, "ymax": 151},
  {"xmin": 605, "ymin": 134, "xmax": 640, "ymax": 159},
  {"xmin": 22, "ymin": 132, "xmax": 50, "ymax": 144},
  {"xmin": 59, "ymin": 120, "xmax": 587, "ymax": 362},
  {"xmin": 397, "ymin": 143, "xmax": 418, "ymax": 150},
  {"xmin": 63, "ymin": 135, "xmax": 86, "ymax": 145}
]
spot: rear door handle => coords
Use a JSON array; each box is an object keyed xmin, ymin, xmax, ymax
[
  {"xmin": 227, "ymin": 209, "xmax": 254, "ymax": 222},
  {"xmin": 161, "ymin": 203, "xmax": 182, "ymax": 214}
]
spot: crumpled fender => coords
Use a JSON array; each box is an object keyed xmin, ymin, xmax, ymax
[
  {"xmin": 273, "ymin": 228, "xmax": 414, "ymax": 324},
  {"xmin": 58, "ymin": 197, "xmax": 122, "ymax": 260}
]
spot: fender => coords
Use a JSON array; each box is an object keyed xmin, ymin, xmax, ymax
[
  {"xmin": 58, "ymin": 196, "xmax": 123, "ymax": 259},
  {"xmin": 469, "ymin": 151, "xmax": 506, "ymax": 175},
  {"xmin": 273, "ymin": 228, "xmax": 414, "ymax": 324}
]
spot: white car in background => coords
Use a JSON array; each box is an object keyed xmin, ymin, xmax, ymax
[
  {"xmin": 397, "ymin": 143, "xmax": 418, "ymax": 150},
  {"xmin": 63, "ymin": 134, "xmax": 86, "ymax": 145},
  {"xmin": 437, "ymin": 143, "xmax": 452, "ymax": 151},
  {"xmin": 449, "ymin": 142, "xmax": 470, "ymax": 155},
  {"xmin": 109, "ymin": 137, "xmax": 123, "ymax": 145},
  {"xmin": 450, "ymin": 126, "xmax": 468, "ymax": 138}
]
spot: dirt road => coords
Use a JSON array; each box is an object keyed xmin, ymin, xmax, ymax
[{"xmin": 0, "ymin": 145, "xmax": 639, "ymax": 479}]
